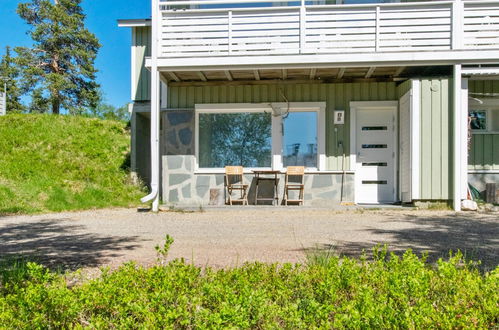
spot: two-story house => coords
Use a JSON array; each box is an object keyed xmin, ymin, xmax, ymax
[{"xmin": 119, "ymin": 0, "xmax": 499, "ymax": 211}]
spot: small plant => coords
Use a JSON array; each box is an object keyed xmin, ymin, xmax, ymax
[{"xmin": 155, "ymin": 234, "xmax": 174, "ymax": 264}]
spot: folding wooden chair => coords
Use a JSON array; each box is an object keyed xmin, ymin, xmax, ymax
[
  {"xmin": 225, "ymin": 166, "xmax": 249, "ymax": 205},
  {"xmin": 283, "ymin": 166, "xmax": 305, "ymax": 206}
]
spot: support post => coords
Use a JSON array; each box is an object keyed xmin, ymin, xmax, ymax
[
  {"xmin": 453, "ymin": 64, "xmax": 463, "ymax": 211},
  {"xmin": 299, "ymin": 0, "xmax": 306, "ymax": 54}
]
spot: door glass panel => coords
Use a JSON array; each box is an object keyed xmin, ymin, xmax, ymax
[
  {"xmin": 362, "ymin": 162, "xmax": 388, "ymax": 166},
  {"xmin": 362, "ymin": 144, "xmax": 387, "ymax": 149},
  {"xmin": 283, "ymin": 112, "xmax": 317, "ymax": 167},
  {"xmin": 362, "ymin": 126, "xmax": 387, "ymax": 131}
]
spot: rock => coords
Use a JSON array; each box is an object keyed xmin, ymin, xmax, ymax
[{"xmin": 461, "ymin": 199, "xmax": 478, "ymax": 211}]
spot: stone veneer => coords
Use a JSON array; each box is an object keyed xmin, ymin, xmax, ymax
[
  {"xmin": 160, "ymin": 110, "xmax": 195, "ymax": 156},
  {"xmin": 162, "ymin": 155, "xmax": 354, "ymax": 207}
]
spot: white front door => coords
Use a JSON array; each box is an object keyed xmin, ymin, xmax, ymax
[{"xmin": 355, "ymin": 107, "xmax": 397, "ymax": 204}]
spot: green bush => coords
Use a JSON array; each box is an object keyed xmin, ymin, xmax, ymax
[
  {"xmin": 0, "ymin": 114, "xmax": 143, "ymax": 214},
  {"xmin": 0, "ymin": 250, "xmax": 497, "ymax": 328}
]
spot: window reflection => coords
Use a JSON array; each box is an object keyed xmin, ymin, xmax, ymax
[
  {"xmin": 282, "ymin": 112, "xmax": 317, "ymax": 167},
  {"xmin": 198, "ymin": 112, "xmax": 272, "ymax": 168}
]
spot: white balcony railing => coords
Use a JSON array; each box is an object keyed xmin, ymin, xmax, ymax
[{"xmin": 157, "ymin": 0, "xmax": 499, "ymax": 59}]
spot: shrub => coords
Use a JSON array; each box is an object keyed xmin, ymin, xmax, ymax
[{"xmin": 0, "ymin": 250, "xmax": 497, "ymax": 328}]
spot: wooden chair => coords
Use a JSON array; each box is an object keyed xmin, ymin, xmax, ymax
[
  {"xmin": 224, "ymin": 166, "xmax": 249, "ymax": 205},
  {"xmin": 283, "ymin": 166, "xmax": 305, "ymax": 206}
]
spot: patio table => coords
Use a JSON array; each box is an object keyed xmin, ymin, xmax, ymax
[{"xmin": 252, "ymin": 170, "xmax": 282, "ymax": 206}]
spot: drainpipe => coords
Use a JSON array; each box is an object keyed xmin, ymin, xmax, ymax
[{"xmin": 142, "ymin": 0, "xmax": 160, "ymax": 212}]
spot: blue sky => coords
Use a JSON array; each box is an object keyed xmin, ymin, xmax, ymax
[{"xmin": 0, "ymin": 0, "xmax": 151, "ymax": 108}]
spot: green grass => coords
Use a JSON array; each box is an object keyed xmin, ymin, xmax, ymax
[
  {"xmin": 0, "ymin": 249, "xmax": 497, "ymax": 328},
  {"xmin": 0, "ymin": 114, "xmax": 144, "ymax": 214}
]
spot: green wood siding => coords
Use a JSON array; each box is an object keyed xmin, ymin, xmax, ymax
[
  {"xmin": 168, "ymin": 82, "xmax": 397, "ymax": 170},
  {"xmin": 418, "ymin": 78, "xmax": 452, "ymax": 200},
  {"xmin": 396, "ymin": 80, "xmax": 411, "ymax": 98},
  {"xmin": 469, "ymin": 80, "xmax": 499, "ymax": 94},
  {"xmin": 133, "ymin": 27, "xmax": 151, "ymax": 101},
  {"xmin": 469, "ymin": 134, "xmax": 499, "ymax": 170},
  {"xmin": 468, "ymin": 80, "xmax": 499, "ymax": 170}
]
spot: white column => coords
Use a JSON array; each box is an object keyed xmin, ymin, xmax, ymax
[
  {"xmin": 140, "ymin": 0, "xmax": 161, "ymax": 212},
  {"xmin": 460, "ymin": 78, "xmax": 469, "ymax": 200},
  {"xmin": 453, "ymin": 64, "xmax": 462, "ymax": 211}
]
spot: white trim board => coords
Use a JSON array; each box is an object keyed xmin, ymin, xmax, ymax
[{"xmin": 411, "ymin": 80, "xmax": 421, "ymax": 200}]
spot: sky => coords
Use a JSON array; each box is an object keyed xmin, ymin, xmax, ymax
[{"xmin": 0, "ymin": 0, "xmax": 151, "ymax": 108}]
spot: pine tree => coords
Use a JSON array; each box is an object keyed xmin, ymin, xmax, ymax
[
  {"xmin": 0, "ymin": 47, "xmax": 24, "ymax": 113},
  {"xmin": 16, "ymin": 0, "xmax": 101, "ymax": 115}
]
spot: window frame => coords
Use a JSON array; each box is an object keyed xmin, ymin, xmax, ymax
[{"xmin": 195, "ymin": 102, "xmax": 326, "ymax": 172}]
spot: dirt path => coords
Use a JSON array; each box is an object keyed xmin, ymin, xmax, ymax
[{"xmin": 0, "ymin": 208, "xmax": 497, "ymax": 272}]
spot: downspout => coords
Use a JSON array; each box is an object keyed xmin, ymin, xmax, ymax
[{"xmin": 142, "ymin": 0, "xmax": 161, "ymax": 212}]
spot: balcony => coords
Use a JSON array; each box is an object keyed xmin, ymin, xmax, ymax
[{"xmin": 154, "ymin": 0, "xmax": 499, "ymax": 70}]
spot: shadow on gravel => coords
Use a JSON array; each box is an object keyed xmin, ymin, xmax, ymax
[
  {"xmin": 309, "ymin": 213, "xmax": 498, "ymax": 272},
  {"xmin": 0, "ymin": 218, "xmax": 142, "ymax": 271}
]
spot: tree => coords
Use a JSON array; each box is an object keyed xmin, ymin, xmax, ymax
[
  {"xmin": 0, "ymin": 47, "xmax": 24, "ymax": 113},
  {"xmin": 15, "ymin": 0, "xmax": 100, "ymax": 115}
]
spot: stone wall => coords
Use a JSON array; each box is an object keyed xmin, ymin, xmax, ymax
[
  {"xmin": 162, "ymin": 155, "xmax": 354, "ymax": 207},
  {"xmin": 161, "ymin": 110, "xmax": 195, "ymax": 156}
]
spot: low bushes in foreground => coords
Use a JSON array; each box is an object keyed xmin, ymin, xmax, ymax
[{"xmin": 0, "ymin": 250, "xmax": 497, "ymax": 328}]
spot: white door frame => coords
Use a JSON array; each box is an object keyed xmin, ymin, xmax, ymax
[{"xmin": 350, "ymin": 101, "xmax": 399, "ymax": 204}]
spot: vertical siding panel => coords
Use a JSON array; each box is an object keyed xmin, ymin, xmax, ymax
[
  {"xmin": 360, "ymin": 82, "xmax": 369, "ymax": 101},
  {"xmin": 186, "ymin": 87, "xmax": 195, "ymax": 108},
  {"xmin": 469, "ymin": 135, "xmax": 475, "ymax": 170},
  {"xmin": 352, "ymin": 83, "xmax": 361, "ymax": 101},
  {"xmin": 483, "ymin": 134, "xmax": 493, "ymax": 169},
  {"xmin": 253, "ymin": 86, "xmax": 261, "ymax": 103},
  {"xmin": 227, "ymin": 86, "xmax": 236, "ymax": 103},
  {"xmin": 387, "ymin": 82, "xmax": 396, "ymax": 100},
  {"xmin": 430, "ymin": 80, "xmax": 442, "ymax": 199},
  {"xmin": 370, "ymin": 83, "xmax": 378, "ymax": 101},
  {"xmin": 440, "ymin": 79, "xmax": 449, "ymax": 199},
  {"xmin": 378, "ymin": 82, "xmax": 387, "ymax": 100},
  {"xmin": 420, "ymin": 80, "xmax": 432, "ymax": 199},
  {"xmin": 302, "ymin": 84, "xmax": 310, "ymax": 102},
  {"xmin": 343, "ymin": 83, "xmax": 352, "ymax": 171},
  {"xmin": 244, "ymin": 85, "xmax": 252, "ymax": 103},
  {"xmin": 475, "ymin": 134, "xmax": 484, "ymax": 168},
  {"xmin": 494, "ymin": 135, "xmax": 499, "ymax": 170},
  {"xmin": 326, "ymin": 84, "xmax": 335, "ymax": 169}
]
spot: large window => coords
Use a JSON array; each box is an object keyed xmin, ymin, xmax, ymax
[
  {"xmin": 198, "ymin": 112, "xmax": 272, "ymax": 168},
  {"xmin": 196, "ymin": 103, "xmax": 325, "ymax": 170}
]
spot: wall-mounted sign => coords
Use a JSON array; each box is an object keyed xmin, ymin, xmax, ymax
[{"xmin": 334, "ymin": 110, "xmax": 345, "ymax": 124}]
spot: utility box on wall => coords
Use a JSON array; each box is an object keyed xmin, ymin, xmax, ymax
[{"xmin": 334, "ymin": 111, "xmax": 345, "ymax": 124}]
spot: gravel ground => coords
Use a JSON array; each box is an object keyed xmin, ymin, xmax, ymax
[{"xmin": 0, "ymin": 208, "xmax": 497, "ymax": 273}]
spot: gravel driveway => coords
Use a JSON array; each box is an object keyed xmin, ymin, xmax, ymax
[{"xmin": 0, "ymin": 208, "xmax": 497, "ymax": 272}]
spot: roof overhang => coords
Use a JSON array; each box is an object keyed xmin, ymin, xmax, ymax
[{"xmin": 117, "ymin": 19, "xmax": 151, "ymax": 27}]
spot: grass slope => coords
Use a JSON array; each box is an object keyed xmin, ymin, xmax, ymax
[{"xmin": 0, "ymin": 114, "xmax": 143, "ymax": 214}]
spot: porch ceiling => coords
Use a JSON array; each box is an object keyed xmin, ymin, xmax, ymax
[{"xmin": 161, "ymin": 65, "xmax": 452, "ymax": 86}]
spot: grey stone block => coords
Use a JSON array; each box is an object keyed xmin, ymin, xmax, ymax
[
  {"xmin": 169, "ymin": 174, "xmax": 191, "ymax": 186},
  {"xmin": 317, "ymin": 189, "xmax": 339, "ymax": 200},
  {"xmin": 178, "ymin": 128, "xmax": 192, "ymax": 146},
  {"xmin": 215, "ymin": 174, "xmax": 224, "ymax": 186},
  {"xmin": 182, "ymin": 184, "xmax": 191, "ymax": 199},
  {"xmin": 167, "ymin": 129, "xmax": 178, "ymax": 148},
  {"xmin": 185, "ymin": 156, "xmax": 193, "ymax": 171},
  {"xmin": 166, "ymin": 156, "xmax": 183, "ymax": 170},
  {"xmin": 312, "ymin": 175, "xmax": 333, "ymax": 188},
  {"xmin": 168, "ymin": 112, "xmax": 193, "ymax": 125},
  {"xmin": 169, "ymin": 188, "xmax": 179, "ymax": 202},
  {"xmin": 196, "ymin": 175, "xmax": 211, "ymax": 199}
]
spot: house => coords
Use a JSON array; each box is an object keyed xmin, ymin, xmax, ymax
[{"xmin": 118, "ymin": 0, "xmax": 499, "ymax": 211}]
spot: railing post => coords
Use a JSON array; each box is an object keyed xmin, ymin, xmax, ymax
[
  {"xmin": 452, "ymin": 0, "xmax": 464, "ymax": 49},
  {"xmin": 228, "ymin": 10, "xmax": 233, "ymax": 55},
  {"xmin": 375, "ymin": 5, "xmax": 380, "ymax": 52},
  {"xmin": 300, "ymin": 0, "xmax": 306, "ymax": 54}
]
